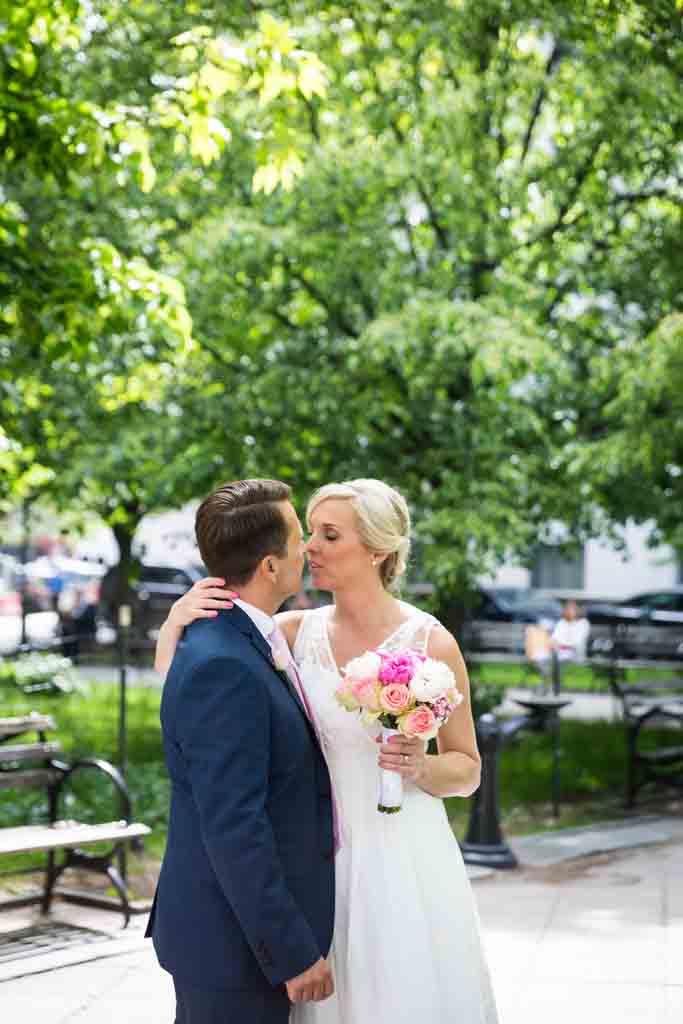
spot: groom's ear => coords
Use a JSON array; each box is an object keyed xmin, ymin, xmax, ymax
[{"xmin": 257, "ymin": 555, "xmax": 278, "ymax": 582}]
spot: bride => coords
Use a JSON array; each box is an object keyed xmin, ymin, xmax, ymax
[{"xmin": 155, "ymin": 479, "xmax": 499, "ymax": 1023}]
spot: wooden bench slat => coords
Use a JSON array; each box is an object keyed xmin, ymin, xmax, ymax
[
  {"xmin": 0, "ymin": 742, "xmax": 62, "ymax": 764},
  {"xmin": 626, "ymin": 696, "xmax": 683, "ymax": 712},
  {"xmin": 0, "ymin": 768, "xmax": 61, "ymax": 790},
  {"xmin": 626, "ymin": 678, "xmax": 683, "ymax": 690},
  {"xmin": 637, "ymin": 747, "xmax": 683, "ymax": 765},
  {"xmin": 0, "ymin": 821, "xmax": 151, "ymax": 855},
  {"xmin": 0, "ymin": 714, "xmax": 56, "ymax": 738}
]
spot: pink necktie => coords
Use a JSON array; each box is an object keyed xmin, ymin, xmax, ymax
[{"xmin": 269, "ymin": 625, "xmax": 342, "ymax": 853}]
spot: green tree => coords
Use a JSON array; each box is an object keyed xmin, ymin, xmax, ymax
[
  {"xmin": 158, "ymin": 0, "xmax": 682, "ymax": 610},
  {"xmin": 0, "ymin": 0, "xmax": 327, "ymax": 537},
  {"xmin": 575, "ymin": 313, "xmax": 683, "ymax": 555},
  {"xmin": 5, "ymin": 0, "xmax": 683, "ymax": 621}
]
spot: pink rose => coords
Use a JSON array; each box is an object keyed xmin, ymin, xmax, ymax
[
  {"xmin": 400, "ymin": 705, "xmax": 439, "ymax": 740},
  {"xmin": 379, "ymin": 683, "xmax": 414, "ymax": 715},
  {"xmin": 351, "ymin": 678, "xmax": 381, "ymax": 711},
  {"xmin": 379, "ymin": 652, "xmax": 420, "ymax": 686}
]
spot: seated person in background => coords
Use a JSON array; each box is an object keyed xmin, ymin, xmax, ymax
[
  {"xmin": 551, "ymin": 599, "xmax": 590, "ymax": 660},
  {"xmin": 526, "ymin": 600, "xmax": 590, "ymax": 682}
]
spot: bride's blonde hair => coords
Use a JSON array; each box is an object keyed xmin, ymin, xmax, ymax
[{"xmin": 307, "ymin": 479, "xmax": 411, "ymax": 592}]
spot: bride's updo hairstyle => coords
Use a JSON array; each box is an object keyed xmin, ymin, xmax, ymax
[{"xmin": 307, "ymin": 479, "xmax": 411, "ymax": 592}]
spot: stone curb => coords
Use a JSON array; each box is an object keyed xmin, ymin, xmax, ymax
[{"xmin": 509, "ymin": 814, "xmax": 683, "ymax": 868}]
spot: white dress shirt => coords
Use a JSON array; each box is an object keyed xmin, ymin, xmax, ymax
[
  {"xmin": 551, "ymin": 617, "xmax": 590, "ymax": 659},
  {"xmin": 233, "ymin": 598, "xmax": 276, "ymax": 644}
]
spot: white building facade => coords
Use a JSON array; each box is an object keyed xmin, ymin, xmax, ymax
[{"xmin": 489, "ymin": 522, "xmax": 680, "ymax": 600}]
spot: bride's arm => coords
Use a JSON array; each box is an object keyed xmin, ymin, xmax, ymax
[
  {"xmin": 378, "ymin": 626, "xmax": 481, "ymax": 799},
  {"xmin": 154, "ymin": 578, "xmax": 237, "ymax": 677},
  {"xmin": 421, "ymin": 628, "xmax": 481, "ymax": 797}
]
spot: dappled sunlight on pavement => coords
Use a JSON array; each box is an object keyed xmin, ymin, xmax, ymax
[{"xmin": 0, "ymin": 835, "xmax": 681, "ymax": 1023}]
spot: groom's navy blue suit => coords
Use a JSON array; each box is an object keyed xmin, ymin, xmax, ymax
[{"xmin": 147, "ymin": 605, "xmax": 335, "ymax": 1023}]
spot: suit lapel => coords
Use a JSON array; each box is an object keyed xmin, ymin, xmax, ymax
[{"xmin": 218, "ymin": 606, "xmax": 314, "ymax": 735}]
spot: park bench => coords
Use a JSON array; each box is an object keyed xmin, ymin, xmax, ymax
[
  {"xmin": 0, "ymin": 712, "xmax": 150, "ymax": 927},
  {"xmin": 467, "ymin": 650, "xmax": 683, "ymax": 808},
  {"xmin": 599, "ymin": 669, "xmax": 683, "ymax": 807}
]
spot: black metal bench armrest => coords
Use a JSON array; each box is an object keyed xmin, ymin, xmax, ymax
[
  {"xmin": 51, "ymin": 758, "xmax": 133, "ymax": 824},
  {"xmin": 624, "ymin": 698, "xmax": 683, "ymax": 722},
  {"xmin": 630, "ymin": 705, "xmax": 683, "ymax": 741}
]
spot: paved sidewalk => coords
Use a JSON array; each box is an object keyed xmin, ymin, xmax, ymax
[
  {"xmin": 1, "ymin": 821, "xmax": 681, "ymax": 1023},
  {"xmin": 480, "ymin": 836, "xmax": 683, "ymax": 1024}
]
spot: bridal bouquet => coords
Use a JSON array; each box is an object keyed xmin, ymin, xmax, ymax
[{"xmin": 335, "ymin": 648, "xmax": 463, "ymax": 814}]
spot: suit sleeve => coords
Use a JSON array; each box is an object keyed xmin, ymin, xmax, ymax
[{"xmin": 175, "ymin": 655, "xmax": 322, "ymax": 987}]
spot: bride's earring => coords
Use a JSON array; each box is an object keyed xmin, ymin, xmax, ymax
[{"xmin": 371, "ymin": 556, "xmax": 378, "ymax": 566}]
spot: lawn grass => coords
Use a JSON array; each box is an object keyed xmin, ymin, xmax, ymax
[
  {"xmin": 1, "ymin": 677, "xmax": 680, "ymax": 892},
  {"xmin": 447, "ymin": 717, "xmax": 681, "ymax": 838},
  {"xmin": 469, "ymin": 657, "xmax": 682, "ymax": 694}
]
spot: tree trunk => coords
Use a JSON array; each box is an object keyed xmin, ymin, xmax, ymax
[{"xmin": 104, "ymin": 514, "xmax": 143, "ymax": 630}]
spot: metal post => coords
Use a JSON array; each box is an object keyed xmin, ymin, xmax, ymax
[
  {"xmin": 117, "ymin": 604, "xmax": 131, "ymax": 884},
  {"xmin": 460, "ymin": 714, "xmax": 527, "ymax": 869},
  {"xmin": 516, "ymin": 697, "xmax": 572, "ymax": 819},
  {"xmin": 117, "ymin": 604, "xmax": 131, "ymax": 778},
  {"xmin": 551, "ymin": 649, "xmax": 561, "ymax": 695},
  {"xmin": 550, "ymin": 710, "xmax": 561, "ymax": 818},
  {"xmin": 19, "ymin": 499, "xmax": 30, "ymax": 648}
]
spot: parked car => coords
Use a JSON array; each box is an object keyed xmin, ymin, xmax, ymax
[
  {"xmin": 463, "ymin": 587, "xmax": 563, "ymax": 654},
  {"xmin": 587, "ymin": 588, "xmax": 683, "ymax": 660},
  {"xmin": 97, "ymin": 562, "xmax": 206, "ymax": 647}
]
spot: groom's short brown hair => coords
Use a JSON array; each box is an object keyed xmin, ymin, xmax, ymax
[{"xmin": 195, "ymin": 479, "xmax": 292, "ymax": 585}]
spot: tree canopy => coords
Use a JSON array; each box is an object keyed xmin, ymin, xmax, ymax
[{"xmin": 2, "ymin": 0, "xmax": 682, "ymax": 601}]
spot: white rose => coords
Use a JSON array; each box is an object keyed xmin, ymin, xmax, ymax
[
  {"xmin": 409, "ymin": 658, "xmax": 456, "ymax": 702},
  {"xmin": 344, "ymin": 651, "xmax": 382, "ymax": 682}
]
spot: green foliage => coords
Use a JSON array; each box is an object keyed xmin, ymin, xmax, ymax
[
  {"xmin": 0, "ymin": 682, "xmax": 168, "ymax": 838},
  {"xmin": 576, "ymin": 313, "xmax": 683, "ymax": 552},
  {"xmin": 0, "ymin": 652, "xmax": 80, "ymax": 694},
  {"xmin": 470, "ymin": 681, "xmax": 506, "ymax": 719},
  {"xmin": 446, "ymin": 715, "xmax": 681, "ymax": 836},
  {"xmin": 3, "ymin": 0, "xmax": 683, "ymax": 604},
  {"xmin": 162, "ymin": 12, "xmax": 328, "ymax": 191}
]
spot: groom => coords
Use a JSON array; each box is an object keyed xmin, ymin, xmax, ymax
[{"xmin": 146, "ymin": 479, "xmax": 335, "ymax": 1023}]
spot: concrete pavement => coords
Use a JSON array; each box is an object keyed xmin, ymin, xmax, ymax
[{"xmin": 1, "ymin": 820, "xmax": 681, "ymax": 1023}]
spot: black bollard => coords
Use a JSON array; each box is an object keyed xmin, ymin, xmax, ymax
[
  {"xmin": 460, "ymin": 713, "xmax": 528, "ymax": 870},
  {"xmin": 551, "ymin": 649, "xmax": 561, "ymax": 695}
]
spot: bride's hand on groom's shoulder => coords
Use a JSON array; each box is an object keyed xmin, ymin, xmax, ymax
[{"xmin": 168, "ymin": 577, "xmax": 238, "ymax": 628}]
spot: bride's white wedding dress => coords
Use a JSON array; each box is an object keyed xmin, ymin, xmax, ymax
[{"xmin": 292, "ymin": 603, "xmax": 499, "ymax": 1024}]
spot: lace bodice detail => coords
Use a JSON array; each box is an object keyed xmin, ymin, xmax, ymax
[
  {"xmin": 293, "ymin": 603, "xmax": 439, "ymax": 761},
  {"xmin": 293, "ymin": 602, "xmax": 439, "ymax": 676}
]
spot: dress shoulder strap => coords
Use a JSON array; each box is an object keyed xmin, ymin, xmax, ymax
[
  {"xmin": 293, "ymin": 605, "xmax": 335, "ymax": 670},
  {"xmin": 381, "ymin": 606, "xmax": 440, "ymax": 657}
]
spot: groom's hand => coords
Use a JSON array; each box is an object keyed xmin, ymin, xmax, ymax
[{"xmin": 285, "ymin": 957, "xmax": 334, "ymax": 1003}]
